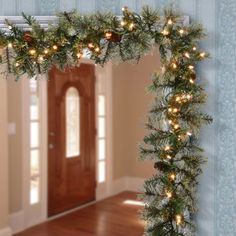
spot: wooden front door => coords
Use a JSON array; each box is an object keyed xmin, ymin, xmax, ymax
[{"xmin": 48, "ymin": 64, "xmax": 96, "ymax": 217}]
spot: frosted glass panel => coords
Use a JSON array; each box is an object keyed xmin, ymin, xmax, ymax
[
  {"xmin": 30, "ymin": 79, "xmax": 38, "ymax": 93},
  {"xmin": 30, "ymin": 149, "xmax": 40, "ymax": 205},
  {"xmin": 30, "ymin": 94, "xmax": 39, "ymax": 120},
  {"xmin": 98, "ymin": 117, "xmax": 105, "ymax": 138},
  {"xmin": 30, "ymin": 176, "xmax": 40, "ymax": 205},
  {"xmin": 98, "ymin": 139, "xmax": 105, "ymax": 161},
  {"xmin": 30, "ymin": 122, "xmax": 39, "ymax": 148},
  {"xmin": 66, "ymin": 87, "xmax": 80, "ymax": 158},
  {"xmin": 98, "ymin": 161, "xmax": 105, "ymax": 183},
  {"xmin": 30, "ymin": 150, "xmax": 39, "ymax": 176},
  {"xmin": 98, "ymin": 95, "xmax": 105, "ymax": 116}
]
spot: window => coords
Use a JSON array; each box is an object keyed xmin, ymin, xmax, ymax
[
  {"xmin": 66, "ymin": 87, "xmax": 80, "ymax": 158},
  {"xmin": 29, "ymin": 80, "xmax": 40, "ymax": 205},
  {"xmin": 97, "ymin": 95, "xmax": 106, "ymax": 183}
]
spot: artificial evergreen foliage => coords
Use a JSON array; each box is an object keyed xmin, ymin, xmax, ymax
[{"xmin": 0, "ymin": 6, "xmax": 212, "ymax": 235}]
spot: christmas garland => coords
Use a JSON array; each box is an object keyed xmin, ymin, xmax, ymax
[{"xmin": 0, "ymin": 6, "xmax": 212, "ymax": 235}]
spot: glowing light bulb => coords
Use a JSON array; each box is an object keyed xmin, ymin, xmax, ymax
[
  {"xmin": 189, "ymin": 78, "xmax": 194, "ymax": 84},
  {"xmin": 167, "ymin": 19, "xmax": 173, "ymax": 25},
  {"xmin": 176, "ymin": 215, "xmax": 182, "ymax": 225},
  {"xmin": 8, "ymin": 42, "xmax": 13, "ymax": 48},
  {"xmin": 162, "ymin": 29, "xmax": 169, "ymax": 36},
  {"xmin": 172, "ymin": 63, "xmax": 177, "ymax": 69},
  {"xmin": 193, "ymin": 46, "xmax": 197, "ymax": 51},
  {"xmin": 38, "ymin": 56, "xmax": 44, "ymax": 62},
  {"xmin": 173, "ymin": 108, "xmax": 178, "ymax": 113},
  {"xmin": 44, "ymin": 49, "xmax": 49, "ymax": 54},
  {"xmin": 175, "ymin": 96, "xmax": 181, "ymax": 102},
  {"xmin": 200, "ymin": 52, "xmax": 206, "ymax": 58},
  {"xmin": 179, "ymin": 29, "xmax": 184, "ymax": 34},
  {"xmin": 8, "ymin": 25, "xmax": 12, "ymax": 30},
  {"xmin": 187, "ymin": 131, "xmax": 192, "ymax": 136},
  {"xmin": 174, "ymin": 124, "xmax": 179, "ymax": 129},
  {"xmin": 121, "ymin": 21, "xmax": 127, "ymax": 26},
  {"xmin": 15, "ymin": 62, "xmax": 20, "ymax": 67},
  {"xmin": 29, "ymin": 49, "xmax": 36, "ymax": 55},
  {"xmin": 186, "ymin": 94, "xmax": 192, "ymax": 100},
  {"xmin": 188, "ymin": 65, "xmax": 194, "ymax": 70},
  {"xmin": 166, "ymin": 155, "xmax": 172, "ymax": 160},
  {"xmin": 95, "ymin": 47, "xmax": 100, "ymax": 53},
  {"xmin": 122, "ymin": 6, "xmax": 128, "ymax": 11},
  {"xmin": 170, "ymin": 174, "xmax": 176, "ymax": 181},
  {"xmin": 166, "ymin": 191, "xmax": 172, "ymax": 198},
  {"xmin": 184, "ymin": 52, "xmax": 190, "ymax": 58},
  {"xmin": 105, "ymin": 32, "xmax": 112, "ymax": 40},
  {"xmin": 168, "ymin": 108, "xmax": 172, "ymax": 112},
  {"xmin": 76, "ymin": 52, "xmax": 82, "ymax": 59},
  {"xmin": 88, "ymin": 43, "xmax": 94, "ymax": 49},
  {"xmin": 164, "ymin": 145, "xmax": 171, "ymax": 151},
  {"xmin": 129, "ymin": 22, "xmax": 135, "ymax": 30},
  {"xmin": 168, "ymin": 120, "xmax": 173, "ymax": 124},
  {"xmin": 52, "ymin": 45, "xmax": 58, "ymax": 50}
]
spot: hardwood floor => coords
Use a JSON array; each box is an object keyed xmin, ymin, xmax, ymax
[{"xmin": 15, "ymin": 192, "xmax": 145, "ymax": 236}]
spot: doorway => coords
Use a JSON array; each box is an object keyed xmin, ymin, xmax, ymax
[{"xmin": 47, "ymin": 64, "xmax": 96, "ymax": 216}]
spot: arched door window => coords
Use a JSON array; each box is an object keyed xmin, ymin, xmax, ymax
[{"xmin": 65, "ymin": 87, "xmax": 80, "ymax": 158}]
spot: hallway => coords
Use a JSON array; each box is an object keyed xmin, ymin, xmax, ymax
[{"xmin": 15, "ymin": 192, "xmax": 144, "ymax": 236}]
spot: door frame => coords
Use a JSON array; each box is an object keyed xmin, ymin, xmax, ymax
[{"xmin": 20, "ymin": 58, "xmax": 113, "ymax": 230}]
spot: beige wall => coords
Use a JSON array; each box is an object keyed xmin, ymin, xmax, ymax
[
  {"xmin": 0, "ymin": 77, "xmax": 9, "ymax": 228},
  {"xmin": 6, "ymin": 50, "xmax": 161, "ymax": 215},
  {"xmin": 112, "ymin": 49, "xmax": 161, "ymax": 179},
  {"xmin": 7, "ymin": 78, "xmax": 23, "ymax": 213}
]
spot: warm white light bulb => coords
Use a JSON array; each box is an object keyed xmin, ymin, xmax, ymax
[
  {"xmin": 174, "ymin": 124, "xmax": 179, "ymax": 129},
  {"xmin": 121, "ymin": 21, "xmax": 126, "ymax": 26},
  {"xmin": 162, "ymin": 29, "xmax": 169, "ymax": 36},
  {"xmin": 167, "ymin": 19, "xmax": 173, "ymax": 25},
  {"xmin": 176, "ymin": 215, "xmax": 182, "ymax": 225},
  {"xmin": 8, "ymin": 42, "xmax": 13, "ymax": 48},
  {"xmin": 184, "ymin": 52, "xmax": 190, "ymax": 58},
  {"xmin": 170, "ymin": 174, "xmax": 176, "ymax": 180},
  {"xmin": 173, "ymin": 108, "xmax": 178, "ymax": 113},
  {"xmin": 38, "ymin": 56, "xmax": 44, "ymax": 62},
  {"xmin": 186, "ymin": 94, "xmax": 192, "ymax": 100},
  {"xmin": 172, "ymin": 63, "xmax": 177, "ymax": 69},
  {"xmin": 95, "ymin": 47, "xmax": 100, "ymax": 53},
  {"xmin": 187, "ymin": 131, "xmax": 192, "ymax": 136},
  {"xmin": 200, "ymin": 52, "xmax": 206, "ymax": 58},
  {"xmin": 164, "ymin": 145, "xmax": 171, "ymax": 151},
  {"xmin": 129, "ymin": 22, "xmax": 135, "ymax": 30},
  {"xmin": 189, "ymin": 79, "xmax": 194, "ymax": 84},
  {"xmin": 188, "ymin": 65, "xmax": 194, "ymax": 70},
  {"xmin": 175, "ymin": 96, "xmax": 181, "ymax": 102}
]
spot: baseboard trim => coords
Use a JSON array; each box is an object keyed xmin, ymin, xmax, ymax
[
  {"xmin": 0, "ymin": 227, "xmax": 12, "ymax": 236},
  {"xmin": 112, "ymin": 176, "xmax": 145, "ymax": 195},
  {"xmin": 126, "ymin": 176, "xmax": 145, "ymax": 192},
  {"xmin": 9, "ymin": 210, "xmax": 24, "ymax": 234}
]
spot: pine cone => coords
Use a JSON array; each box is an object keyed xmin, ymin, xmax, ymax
[{"xmin": 23, "ymin": 31, "xmax": 33, "ymax": 43}]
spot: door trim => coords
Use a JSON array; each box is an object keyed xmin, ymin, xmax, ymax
[{"xmin": 20, "ymin": 59, "xmax": 114, "ymax": 231}]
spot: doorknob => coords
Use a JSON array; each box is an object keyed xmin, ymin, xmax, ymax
[{"xmin": 49, "ymin": 144, "xmax": 54, "ymax": 149}]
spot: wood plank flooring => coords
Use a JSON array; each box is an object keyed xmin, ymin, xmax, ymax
[{"xmin": 15, "ymin": 192, "xmax": 145, "ymax": 236}]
